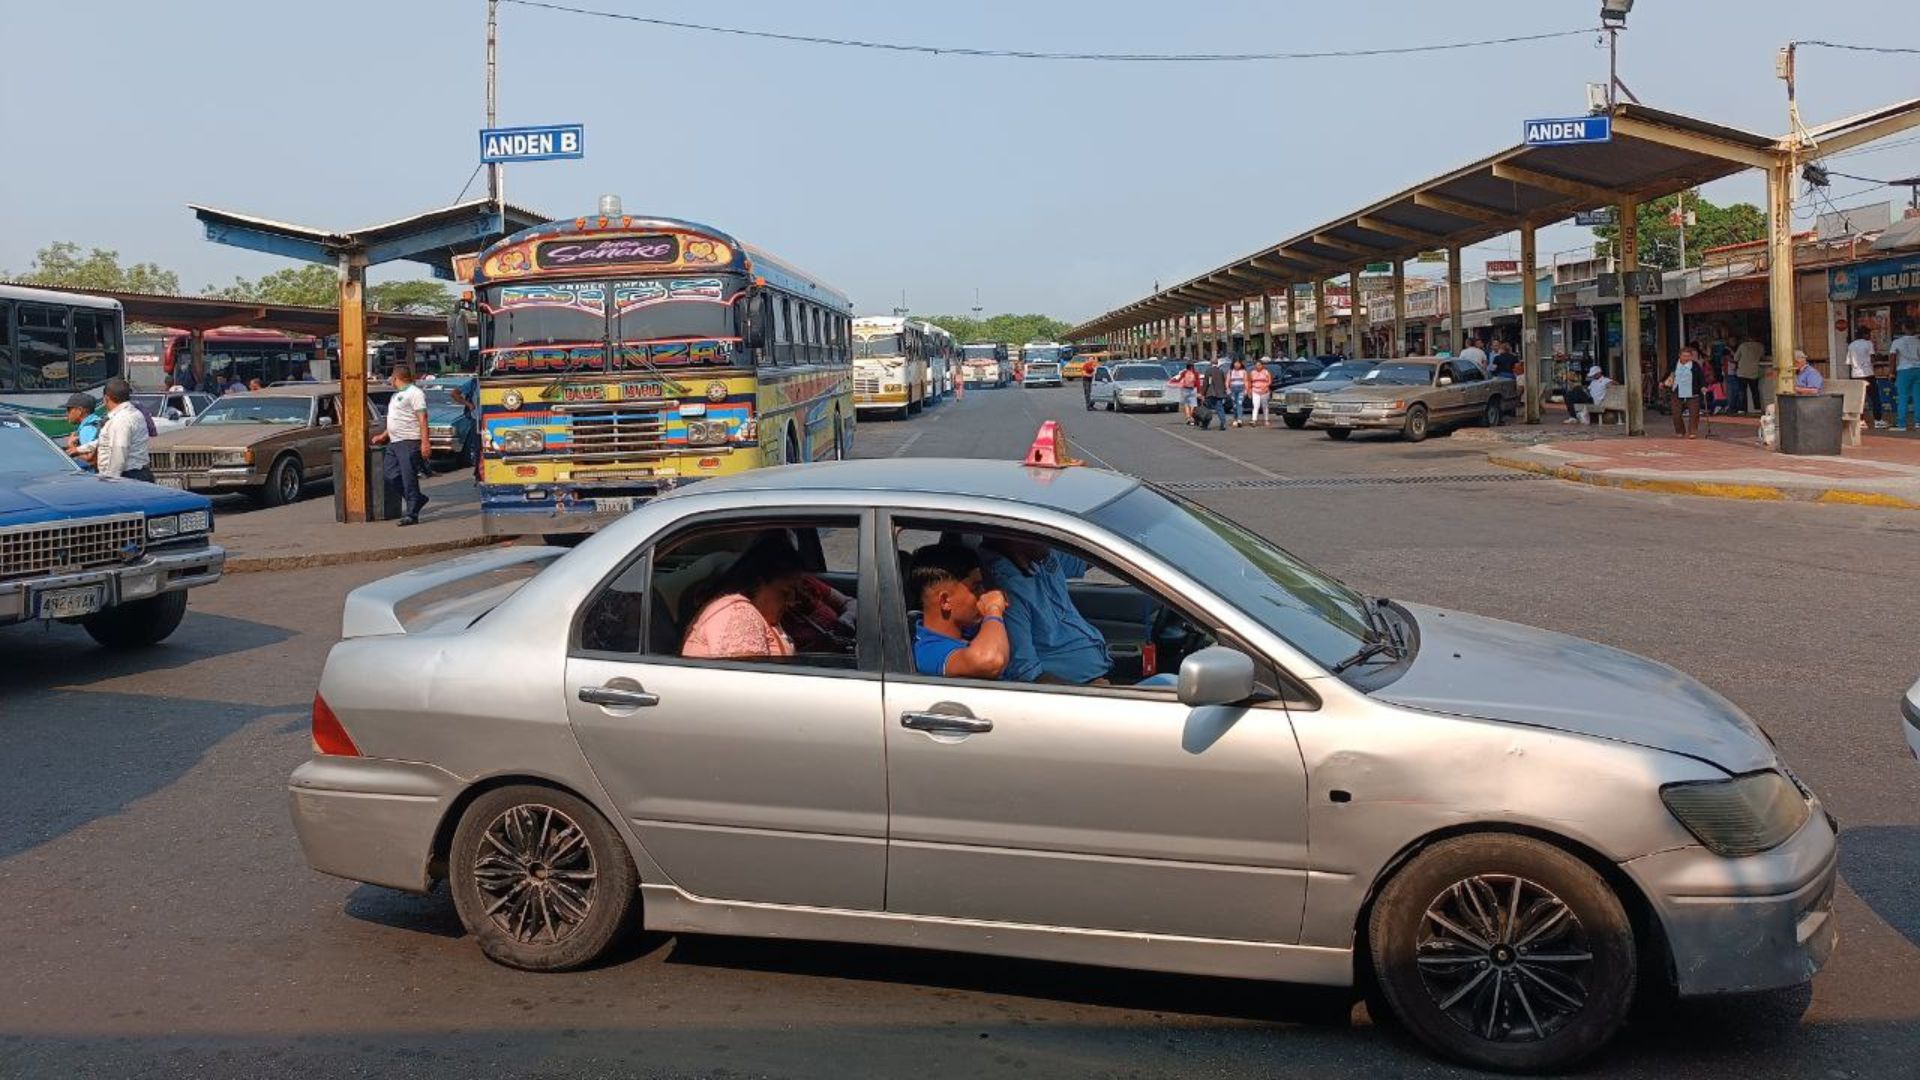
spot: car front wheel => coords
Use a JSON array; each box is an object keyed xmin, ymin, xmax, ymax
[
  {"xmin": 1403, "ymin": 404, "xmax": 1431, "ymax": 442},
  {"xmin": 1326, "ymin": 428, "xmax": 1352, "ymax": 440},
  {"xmin": 1485, "ymin": 397, "xmax": 1503, "ymax": 427},
  {"xmin": 1283, "ymin": 414, "xmax": 1309, "ymax": 429},
  {"xmin": 262, "ymin": 455, "xmax": 303, "ymax": 507},
  {"xmin": 1367, "ymin": 834, "xmax": 1636, "ymax": 1073},
  {"xmin": 449, "ymin": 784, "xmax": 638, "ymax": 972},
  {"xmin": 81, "ymin": 590, "xmax": 189, "ymax": 649}
]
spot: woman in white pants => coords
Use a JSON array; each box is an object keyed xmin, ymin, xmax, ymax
[{"xmin": 1248, "ymin": 359, "xmax": 1274, "ymax": 427}]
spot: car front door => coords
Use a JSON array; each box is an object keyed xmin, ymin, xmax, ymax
[
  {"xmin": 564, "ymin": 511, "xmax": 889, "ymax": 911},
  {"xmin": 1446, "ymin": 360, "xmax": 1487, "ymax": 418},
  {"xmin": 880, "ymin": 514, "xmax": 1312, "ymax": 943}
]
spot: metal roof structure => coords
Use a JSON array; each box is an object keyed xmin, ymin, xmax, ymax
[
  {"xmin": 1065, "ymin": 102, "xmax": 1908, "ymax": 340},
  {"xmin": 1, "ymin": 282, "xmax": 444, "ymax": 338},
  {"xmin": 191, "ymin": 198, "xmax": 549, "ymax": 280}
]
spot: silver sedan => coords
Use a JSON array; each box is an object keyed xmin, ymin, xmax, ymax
[
  {"xmin": 290, "ymin": 458, "xmax": 1836, "ymax": 1073},
  {"xmin": 1088, "ymin": 362, "xmax": 1177, "ymax": 412}
]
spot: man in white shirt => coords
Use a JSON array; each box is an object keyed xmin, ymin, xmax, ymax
[
  {"xmin": 1845, "ymin": 326, "xmax": 1885, "ymax": 428},
  {"xmin": 94, "ymin": 378, "xmax": 152, "ymax": 481},
  {"xmin": 1891, "ymin": 320, "xmax": 1920, "ymax": 432},
  {"xmin": 372, "ymin": 365, "xmax": 432, "ymax": 525},
  {"xmin": 1459, "ymin": 337, "xmax": 1488, "ymax": 370}
]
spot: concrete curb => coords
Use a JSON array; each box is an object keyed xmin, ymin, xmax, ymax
[
  {"xmin": 225, "ymin": 535, "xmax": 504, "ymax": 573},
  {"xmin": 1486, "ymin": 450, "xmax": 1920, "ymax": 511}
]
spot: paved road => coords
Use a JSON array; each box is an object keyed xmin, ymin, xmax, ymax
[{"xmin": 3, "ymin": 384, "xmax": 1916, "ymax": 1079}]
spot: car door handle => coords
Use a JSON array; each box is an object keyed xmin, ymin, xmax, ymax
[
  {"xmin": 579, "ymin": 685, "xmax": 660, "ymax": 708},
  {"xmin": 900, "ymin": 711, "xmax": 993, "ymax": 735}
]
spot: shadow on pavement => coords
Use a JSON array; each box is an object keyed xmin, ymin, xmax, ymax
[
  {"xmin": 1838, "ymin": 825, "xmax": 1920, "ymax": 948},
  {"xmin": 0, "ymin": 687, "xmax": 303, "ymax": 861},
  {"xmin": 0, "ymin": 611, "xmax": 295, "ymax": 695},
  {"xmin": 343, "ymin": 882, "xmax": 466, "ymax": 940}
]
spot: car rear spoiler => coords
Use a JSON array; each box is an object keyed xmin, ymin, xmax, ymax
[{"xmin": 340, "ymin": 545, "xmax": 567, "ymax": 639}]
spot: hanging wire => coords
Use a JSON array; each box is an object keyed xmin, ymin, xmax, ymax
[
  {"xmin": 454, "ymin": 162, "xmax": 485, "ymax": 203},
  {"xmin": 1792, "ymin": 40, "xmax": 1920, "ymax": 55},
  {"xmin": 500, "ymin": 0, "xmax": 1595, "ymax": 63}
]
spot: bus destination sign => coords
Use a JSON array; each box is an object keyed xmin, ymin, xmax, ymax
[
  {"xmin": 535, "ymin": 236, "xmax": 681, "ymax": 270},
  {"xmin": 480, "ymin": 124, "xmax": 586, "ymax": 164}
]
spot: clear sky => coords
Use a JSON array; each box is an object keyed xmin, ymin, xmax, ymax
[{"xmin": 3, "ymin": 1, "xmax": 1915, "ymax": 323}]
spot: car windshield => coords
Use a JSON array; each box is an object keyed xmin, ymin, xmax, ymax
[
  {"xmin": 1114, "ymin": 364, "xmax": 1164, "ymax": 381},
  {"xmin": 1090, "ymin": 486, "xmax": 1373, "ymax": 668},
  {"xmin": 1356, "ymin": 363, "xmax": 1436, "ymax": 387},
  {"xmin": 423, "ymin": 386, "xmax": 470, "ymax": 408},
  {"xmin": 1315, "ymin": 362, "xmax": 1374, "ymax": 382},
  {"xmin": 194, "ymin": 397, "xmax": 311, "ymax": 425},
  {"xmin": 0, "ymin": 415, "xmax": 79, "ymax": 477},
  {"xmin": 133, "ymin": 394, "xmax": 166, "ymax": 415}
]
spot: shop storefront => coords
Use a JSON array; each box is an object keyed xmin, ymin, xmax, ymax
[{"xmin": 1831, "ymin": 252, "xmax": 1920, "ymax": 355}]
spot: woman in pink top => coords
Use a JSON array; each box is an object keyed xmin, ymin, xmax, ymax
[
  {"xmin": 1248, "ymin": 360, "xmax": 1275, "ymax": 427},
  {"xmin": 680, "ymin": 537, "xmax": 806, "ymax": 660}
]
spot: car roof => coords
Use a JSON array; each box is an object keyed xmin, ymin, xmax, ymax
[
  {"xmin": 228, "ymin": 382, "xmax": 341, "ymax": 398},
  {"xmin": 667, "ymin": 458, "xmax": 1141, "ymax": 515}
]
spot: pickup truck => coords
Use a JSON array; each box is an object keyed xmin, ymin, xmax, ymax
[{"xmin": 0, "ymin": 409, "xmax": 226, "ymax": 647}]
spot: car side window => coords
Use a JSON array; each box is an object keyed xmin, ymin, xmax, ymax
[
  {"xmin": 1452, "ymin": 360, "xmax": 1485, "ymax": 382},
  {"xmin": 576, "ymin": 518, "xmax": 863, "ymax": 670}
]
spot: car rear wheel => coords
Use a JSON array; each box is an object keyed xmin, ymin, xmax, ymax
[
  {"xmin": 1284, "ymin": 414, "xmax": 1309, "ymax": 429},
  {"xmin": 81, "ymin": 590, "xmax": 189, "ymax": 649},
  {"xmin": 1403, "ymin": 405, "xmax": 1431, "ymax": 442},
  {"xmin": 1485, "ymin": 397, "xmax": 1503, "ymax": 428},
  {"xmin": 449, "ymin": 784, "xmax": 638, "ymax": 972},
  {"xmin": 1368, "ymin": 834, "xmax": 1635, "ymax": 1073},
  {"xmin": 261, "ymin": 455, "xmax": 303, "ymax": 507},
  {"xmin": 1326, "ymin": 428, "xmax": 1353, "ymax": 440},
  {"xmin": 831, "ymin": 410, "xmax": 849, "ymax": 460}
]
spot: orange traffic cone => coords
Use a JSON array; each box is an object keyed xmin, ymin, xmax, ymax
[{"xmin": 1023, "ymin": 421, "xmax": 1080, "ymax": 468}]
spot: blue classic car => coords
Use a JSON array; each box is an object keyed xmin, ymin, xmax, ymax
[
  {"xmin": 1, "ymin": 410, "xmax": 225, "ymax": 647},
  {"xmin": 421, "ymin": 376, "xmax": 478, "ymax": 465}
]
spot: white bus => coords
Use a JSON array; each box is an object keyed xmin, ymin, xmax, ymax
[
  {"xmin": 852, "ymin": 315, "xmax": 929, "ymax": 418},
  {"xmin": 1021, "ymin": 341, "xmax": 1067, "ymax": 387},
  {"xmin": 0, "ymin": 284, "xmax": 126, "ymax": 437},
  {"xmin": 915, "ymin": 319, "xmax": 957, "ymax": 404}
]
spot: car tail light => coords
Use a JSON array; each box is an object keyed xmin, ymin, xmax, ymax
[{"xmin": 311, "ymin": 693, "xmax": 360, "ymax": 757}]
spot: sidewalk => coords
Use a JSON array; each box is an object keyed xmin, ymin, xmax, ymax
[
  {"xmin": 216, "ymin": 472, "xmax": 503, "ymax": 572},
  {"xmin": 1487, "ymin": 414, "xmax": 1920, "ymax": 510}
]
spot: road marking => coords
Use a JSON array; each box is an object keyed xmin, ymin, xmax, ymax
[
  {"xmin": 1148, "ymin": 423, "xmax": 1287, "ymax": 479},
  {"xmin": 891, "ymin": 431, "xmax": 924, "ymax": 457}
]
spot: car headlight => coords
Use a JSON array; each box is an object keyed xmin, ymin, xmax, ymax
[
  {"xmin": 1660, "ymin": 770, "xmax": 1810, "ymax": 856},
  {"xmin": 147, "ymin": 514, "xmax": 178, "ymax": 539},
  {"xmin": 213, "ymin": 449, "xmax": 251, "ymax": 466},
  {"xmin": 177, "ymin": 509, "xmax": 211, "ymax": 533},
  {"xmin": 429, "ymin": 424, "xmax": 453, "ymax": 435}
]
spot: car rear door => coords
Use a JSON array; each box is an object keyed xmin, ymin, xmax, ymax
[
  {"xmin": 563, "ymin": 510, "xmax": 889, "ymax": 911},
  {"xmin": 879, "ymin": 512, "xmax": 1312, "ymax": 943}
]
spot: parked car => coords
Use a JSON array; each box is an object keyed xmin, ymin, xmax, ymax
[
  {"xmin": 147, "ymin": 382, "xmax": 375, "ymax": 506},
  {"xmin": 1022, "ymin": 361, "xmax": 1063, "ymax": 388},
  {"xmin": 1280, "ymin": 360, "xmax": 1377, "ymax": 429},
  {"xmin": 291, "ymin": 454, "xmax": 1835, "ymax": 1073},
  {"xmin": 133, "ymin": 390, "xmax": 217, "ymax": 435},
  {"xmin": 421, "ymin": 376, "xmax": 479, "ymax": 465},
  {"xmin": 1088, "ymin": 362, "xmax": 1177, "ymax": 412},
  {"xmin": 0, "ymin": 410, "xmax": 225, "ymax": 647},
  {"xmin": 1309, "ymin": 358, "xmax": 1517, "ymax": 442},
  {"xmin": 1270, "ymin": 358, "xmax": 1327, "ymax": 388}
]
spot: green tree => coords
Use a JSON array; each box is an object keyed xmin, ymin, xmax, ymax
[
  {"xmin": 1590, "ymin": 191, "xmax": 1766, "ymax": 270},
  {"xmin": 8, "ymin": 241, "xmax": 181, "ymax": 294},
  {"xmin": 205, "ymin": 267, "xmax": 451, "ymax": 313},
  {"xmin": 367, "ymin": 280, "xmax": 454, "ymax": 315},
  {"xmin": 924, "ymin": 313, "xmax": 1072, "ymax": 345}
]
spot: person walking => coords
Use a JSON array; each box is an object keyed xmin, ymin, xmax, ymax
[
  {"xmin": 1227, "ymin": 357, "xmax": 1249, "ymax": 427},
  {"xmin": 93, "ymin": 378, "xmax": 152, "ymax": 481},
  {"xmin": 372, "ymin": 365, "xmax": 432, "ymax": 525},
  {"xmin": 1171, "ymin": 362, "xmax": 1198, "ymax": 423},
  {"xmin": 1663, "ymin": 346, "xmax": 1708, "ymax": 439},
  {"xmin": 1248, "ymin": 358, "xmax": 1274, "ymax": 427},
  {"xmin": 1845, "ymin": 326, "xmax": 1885, "ymax": 429},
  {"xmin": 1083, "ymin": 363, "xmax": 1096, "ymax": 411},
  {"xmin": 1732, "ymin": 332, "xmax": 1765, "ymax": 415},
  {"xmin": 1891, "ymin": 320, "xmax": 1920, "ymax": 432},
  {"xmin": 1199, "ymin": 358, "xmax": 1230, "ymax": 431}
]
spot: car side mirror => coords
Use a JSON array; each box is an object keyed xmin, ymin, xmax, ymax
[
  {"xmin": 1177, "ymin": 646, "xmax": 1257, "ymax": 708},
  {"xmin": 318, "ymin": 416, "xmax": 335, "ymax": 426},
  {"xmin": 1438, "ymin": 375, "xmax": 1454, "ymax": 386}
]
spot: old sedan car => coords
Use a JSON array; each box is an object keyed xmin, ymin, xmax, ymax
[
  {"xmin": 1088, "ymin": 361, "xmax": 1177, "ymax": 412},
  {"xmin": 1309, "ymin": 358, "xmax": 1517, "ymax": 442},
  {"xmin": 291, "ymin": 454, "xmax": 1835, "ymax": 1072},
  {"xmin": 133, "ymin": 390, "xmax": 217, "ymax": 435},
  {"xmin": 421, "ymin": 376, "xmax": 478, "ymax": 464},
  {"xmin": 1280, "ymin": 359, "xmax": 1376, "ymax": 429},
  {"xmin": 148, "ymin": 382, "xmax": 360, "ymax": 506},
  {"xmin": 1, "ymin": 410, "xmax": 224, "ymax": 647}
]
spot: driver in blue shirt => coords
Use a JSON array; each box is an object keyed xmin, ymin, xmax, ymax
[
  {"xmin": 978, "ymin": 537, "xmax": 1113, "ymax": 685},
  {"xmin": 909, "ymin": 543, "xmax": 1010, "ymax": 678}
]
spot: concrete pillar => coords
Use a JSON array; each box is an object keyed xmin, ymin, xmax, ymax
[
  {"xmin": 1521, "ymin": 221, "xmax": 1541, "ymax": 423},
  {"xmin": 1620, "ymin": 196, "xmax": 1645, "ymax": 435},
  {"xmin": 1312, "ymin": 279, "xmax": 1326, "ymax": 357},
  {"xmin": 188, "ymin": 329, "xmax": 205, "ymax": 389},
  {"xmin": 1392, "ymin": 260, "xmax": 1407, "ymax": 359},
  {"xmin": 337, "ymin": 255, "xmax": 370, "ymax": 522},
  {"xmin": 1767, "ymin": 161, "xmax": 1798, "ymax": 402},
  {"xmin": 1448, "ymin": 245, "xmax": 1464, "ymax": 355},
  {"xmin": 1348, "ymin": 269, "xmax": 1364, "ymax": 359}
]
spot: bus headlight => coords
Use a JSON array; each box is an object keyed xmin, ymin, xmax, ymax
[
  {"xmin": 686, "ymin": 420, "xmax": 729, "ymax": 447},
  {"xmin": 497, "ymin": 428, "xmax": 544, "ymax": 453}
]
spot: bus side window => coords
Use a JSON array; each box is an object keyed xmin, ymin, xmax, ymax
[
  {"xmin": 17, "ymin": 304, "xmax": 71, "ymax": 390},
  {"xmin": 0, "ymin": 302, "xmax": 13, "ymax": 391}
]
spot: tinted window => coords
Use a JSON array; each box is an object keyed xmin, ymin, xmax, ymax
[
  {"xmin": 0, "ymin": 302, "xmax": 13, "ymax": 390},
  {"xmin": 1451, "ymin": 360, "xmax": 1485, "ymax": 382},
  {"xmin": 0, "ymin": 414, "xmax": 79, "ymax": 476},
  {"xmin": 70, "ymin": 308, "xmax": 118, "ymax": 387},
  {"xmin": 16, "ymin": 304, "xmax": 70, "ymax": 390}
]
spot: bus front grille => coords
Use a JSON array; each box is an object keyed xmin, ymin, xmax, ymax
[{"xmin": 567, "ymin": 408, "xmax": 668, "ymax": 457}]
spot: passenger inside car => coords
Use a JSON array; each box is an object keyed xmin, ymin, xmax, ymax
[
  {"xmin": 977, "ymin": 536, "xmax": 1114, "ymax": 685},
  {"xmin": 907, "ymin": 543, "xmax": 1010, "ymax": 678},
  {"xmin": 679, "ymin": 534, "xmax": 807, "ymax": 660}
]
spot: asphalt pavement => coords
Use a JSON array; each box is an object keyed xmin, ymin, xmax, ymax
[{"xmin": 2, "ymin": 383, "xmax": 1916, "ymax": 1079}]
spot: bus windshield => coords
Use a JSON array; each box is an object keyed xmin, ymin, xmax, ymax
[
  {"xmin": 963, "ymin": 345, "xmax": 1000, "ymax": 360},
  {"xmin": 482, "ymin": 277, "xmax": 747, "ymax": 376},
  {"xmin": 1023, "ymin": 347, "xmax": 1064, "ymax": 364},
  {"xmin": 855, "ymin": 335, "xmax": 902, "ymax": 360}
]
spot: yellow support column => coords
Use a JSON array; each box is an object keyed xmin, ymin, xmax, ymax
[
  {"xmin": 1768, "ymin": 161, "xmax": 1799, "ymax": 403},
  {"xmin": 338, "ymin": 256, "xmax": 370, "ymax": 522},
  {"xmin": 1312, "ymin": 279, "xmax": 1326, "ymax": 357},
  {"xmin": 1521, "ymin": 221, "xmax": 1541, "ymax": 423},
  {"xmin": 1619, "ymin": 196, "xmax": 1645, "ymax": 436}
]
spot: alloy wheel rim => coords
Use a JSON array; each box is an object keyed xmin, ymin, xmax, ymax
[
  {"xmin": 473, "ymin": 804, "xmax": 598, "ymax": 944},
  {"xmin": 1416, "ymin": 873, "xmax": 1594, "ymax": 1043},
  {"xmin": 280, "ymin": 469, "xmax": 298, "ymax": 501}
]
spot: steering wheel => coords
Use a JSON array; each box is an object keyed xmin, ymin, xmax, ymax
[{"xmin": 1147, "ymin": 602, "xmax": 1207, "ymax": 669}]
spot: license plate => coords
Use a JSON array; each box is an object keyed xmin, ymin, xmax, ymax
[
  {"xmin": 156, "ymin": 477, "xmax": 184, "ymax": 489},
  {"xmin": 1332, "ymin": 416, "xmax": 1353, "ymax": 427},
  {"xmin": 37, "ymin": 586, "xmax": 104, "ymax": 619},
  {"xmin": 596, "ymin": 497, "xmax": 636, "ymax": 514}
]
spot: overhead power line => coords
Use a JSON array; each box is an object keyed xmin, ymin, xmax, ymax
[
  {"xmin": 1793, "ymin": 40, "xmax": 1920, "ymax": 55},
  {"xmin": 500, "ymin": 0, "xmax": 1595, "ymax": 63}
]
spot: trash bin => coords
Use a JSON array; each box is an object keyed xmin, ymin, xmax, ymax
[
  {"xmin": 332, "ymin": 446, "xmax": 404, "ymax": 522},
  {"xmin": 1776, "ymin": 393, "xmax": 1844, "ymax": 456}
]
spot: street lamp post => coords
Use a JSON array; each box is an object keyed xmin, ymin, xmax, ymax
[{"xmin": 1600, "ymin": 0, "xmax": 1633, "ymax": 108}]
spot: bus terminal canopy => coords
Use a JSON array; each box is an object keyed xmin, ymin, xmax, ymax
[
  {"xmin": 1067, "ymin": 104, "xmax": 1798, "ymax": 340},
  {"xmin": 190, "ymin": 198, "xmax": 548, "ymax": 280},
  {"xmin": 0, "ymin": 282, "xmax": 443, "ymax": 339}
]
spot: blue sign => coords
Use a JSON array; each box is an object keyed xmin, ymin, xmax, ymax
[
  {"xmin": 1830, "ymin": 254, "xmax": 1920, "ymax": 302},
  {"xmin": 1575, "ymin": 207, "xmax": 1616, "ymax": 227},
  {"xmin": 480, "ymin": 124, "xmax": 585, "ymax": 164},
  {"xmin": 1523, "ymin": 115, "xmax": 1612, "ymax": 147}
]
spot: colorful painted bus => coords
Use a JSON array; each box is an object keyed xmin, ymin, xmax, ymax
[
  {"xmin": 124, "ymin": 327, "xmax": 322, "ymax": 393},
  {"xmin": 455, "ymin": 200, "xmax": 856, "ymax": 536},
  {"xmin": 0, "ymin": 284, "xmax": 125, "ymax": 437}
]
